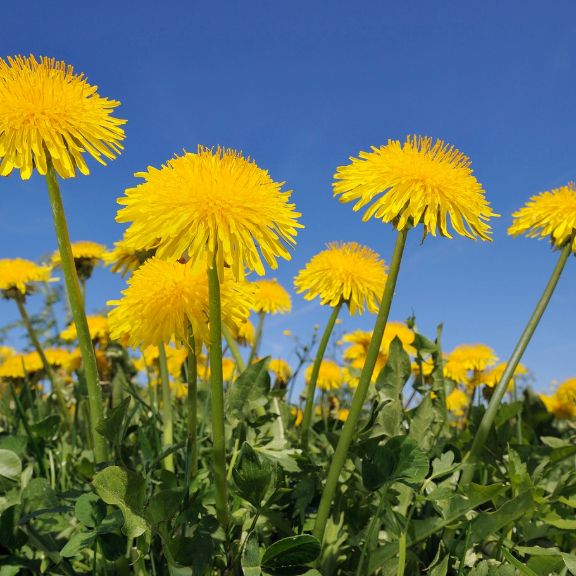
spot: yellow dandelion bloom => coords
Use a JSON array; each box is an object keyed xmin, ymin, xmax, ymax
[
  {"xmin": 108, "ymin": 257, "xmax": 254, "ymax": 348},
  {"xmin": 305, "ymin": 360, "xmax": 343, "ymax": 391},
  {"xmin": 230, "ymin": 320, "xmax": 255, "ymax": 347},
  {"xmin": 104, "ymin": 234, "xmax": 157, "ymax": 277},
  {"xmin": 283, "ymin": 329, "xmax": 292, "ymax": 337},
  {"xmin": 294, "ymin": 242, "xmax": 387, "ymax": 315},
  {"xmin": 444, "ymin": 344, "xmax": 498, "ymax": 379},
  {"xmin": 61, "ymin": 315, "xmax": 109, "ymax": 343},
  {"xmin": 44, "ymin": 348, "xmax": 77, "ymax": 371},
  {"xmin": 411, "ymin": 356, "xmax": 435, "ymax": 378},
  {"xmin": 333, "ymin": 136, "xmax": 496, "ymax": 240},
  {"xmin": 0, "ymin": 351, "xmax": 43, "ymax": 379},
  {"xmin": 138, "ymin": 345, "xmax": 189, "ymax": 381},
  {"xmin": 509, "ymin": 183, "xmax": 576, "ymax": 252},
  {"xmin": 269, "ymin": 358, "xmax": 292, "ymax": 384},
  {"xmin": 343, "ymin": 322, "xmax": 415, "ymax": 361},
  {"xmin": 446, "ymin": 388, "xmax": 468, "ymax": 417},
  {"xmin": 541, "ymin": 378, "xmax": 576, "ymax": 419},
  {"xmin": 52, "ymin": 241, "xmax": 107, "ymax": 267},
  {"xmin": 0, "ymin": 258, "xmax": 55, "ymax": 296},
  {"xmin": 291, "ymin": 406, "xmax": 304, "ymax": 427},
  {"xmin": 252, "ymin": 279, "xmax": 292, "ymax": 314},
  {"xmin": 0, "ymin": 55, "xmax": 125, "ymax": 180},
  {"xmin": 337, "ymin": 408, "xmax": 350, "ymax": 422},
  {"xmin": 198, "ymin": 357, "xmax": 236, "ymax": 382},
  {"xmin": 116, "ymin": 146, "xmax": 303, "ymax": 280},
  {"xmin": 481, "ymin": 362, "xmax": 528, "ymax": 389},
  {"xmin": 0, "ymin": 346, "xmax": 15, "ymax": 359}
]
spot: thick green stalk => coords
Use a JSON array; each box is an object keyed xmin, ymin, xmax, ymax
[
  {"xmin": 223, "ymin": 325, "xmax": 246, "ymax": 371},
  {"xmin": 460, "ymin": 236, "xmax": 574, "ymax": 486},
  {"xmin": 207, "ymin": 263, "xmax": 230, "ymax": 529},
  {"xmin": 158, "ymin": 343, "xmax": 174, "ymax": 472},
  {"xmin": 248, "ymin": 311, "xmax": 266, "ymax": 364},
  {"xmin": 300, "ymin": 302, "xmax": 343, "ymax": 449},
  {"xmin": 186, "ymin": 330, "xmax": 199, "ymax": 478},
  {"xmin": 45, "ymin": 164, "xmax": 107, "ymax": 464},
  {"xmin": 313, "ymin": 227, "xmax": 409, "ymax": 544},
  {"xmin": 15, "ymin": 295, "xmax": 69, "ymax": 426}
]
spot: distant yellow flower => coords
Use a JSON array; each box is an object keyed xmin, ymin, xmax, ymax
[
  {"xmin": 337, "ymin": 408, "xmax": 350, "ymax": 422},
  {"xmin": 137, "ymin": 345, "xmax": 188, "ymax": 381},
  {"xmin": 104, "ymin": 234, "xmax": 157, "ymax": 277},
  {"xmin": 0, "ymin": 346, "xmax": 15, "ymax": 359},
  {"xmin": 305, "ymin": 360, "xmax": 343, "ymax": 391},
  {"xmin": 52, "ymin": 240, "xmax": 107, "ymax": 280},
  {"xmin": 0, "ymin": 55, "xmax": 125, "ymax": 180},
  {"xmin": 481, "ymin": 362, "xmax": 528, "ymax": 389},
  {"xmin": 411, "ymin": 356, "xmax": 435, "ymax": 378},
  {"xmin": 291, "ymin": 406, "xmax": 304, "ymax": 427},
  {"xmin": 198, "ymin": 357, "xmax": 236, "ymax": 382},
  {"xmin": 44, "ymin": 348, "xmax": 77, "ymax": 372},
  {"xmin": 509, "ymin": 182, "xmax": 576, "ymax": 252},
  {"xmin": 540, "ymin": 378, "xmax": 576, "ymax": 419},
  {"xmin": 61, "ymin": 315, "xmax": 109, "ymax": 343},
  {"xmin": 117, "ymin": 146, "xmax": 303, "ymax": 280},
  {"xmin": 0, "ymin": 351, "xmax": 43, "ymax": 379},
  {"xmin": 294, "ymin": 242, "xmax": 388, "ymax": 315},
  {"xmin": 444, "ymin": 344, "xmax": 498, "ymax": 385},
  {"xmin": 269, "ymin": 358, "xmax": 292, "ymax": 384},
  {"xmin": 230, "ymin": 320, "xmax": 255, "ymax": 347},
  {"xmin": 343, "ymin": 322, "xmax": 415, "ymax": 361},
  {"xmin": 333, "ymin": 136, "xmax": 496, "ymax": 240},
  {"xmin": 252, "ymin": 279, "xmax": 292, "ymax": 314},
  {"xmin": 108, "ymin": 257, "xmax": 254, "ymax": 348},
  {"xmin": 0, "ymin": 258, "xmax": 55, "ymax": 297},
  {"xmin": 446, "ymin": 388, "xmax": 468, "ymax": 417},
  {"xmin": 283, "ymin": 329, "xmax": 292, "ymax": 337}
]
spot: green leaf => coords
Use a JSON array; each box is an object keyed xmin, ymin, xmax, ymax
[
  {"xmin": 232, "ymin": 442, "xmax": 273, "ymax": 508},
  {"xmin": 20, "ymin": 478, "xmax": 58, "ymax": 513},
  {"xmin": 92, "ymin": 466, "xmax": 148, "ymax": 538},
  {"xmin": 429, "ymin": 556, "xmax": 449, "ymax": 576},
  {"xmin": 362, "ymin": 436, "xmax": 429, "ymax": 491},
  {"xmin": 262, "ymin": 535, "xmax": 321, "ymax": 570},
  {"xmin": 429, "ymin": 451, "xmax": 457, "ymax": 481},
  {"xmin": 242, "ymin": 532, "xmax": 262, "ymax": 576},
  {"xmin": 99, "ymin": 532, "xmax": 126, "ymax": 561},
  {"xmin": 29, "ymin": 415, "xmax": 60, "ymax": 439},
  {"xmin": 75, "ymin": 493, "xmax": 106, "ymax": 528},
  {"xmin": 0, "ymin": 450, "xmax": 21, "ymax": 483},
  {"xmin": 227, "ymin": 358, "xmax": 271, "ymax": 417},
  {"xmin": 60, "ymin": 530, "xmax": 97, "ymax": 557},
  {"xmin": 501, "ymin": 549, "xmax": 538, "ymax": 576},
  {"xmin": 145, "ymin": 489, "xmax": 183, "ymax": 525},
  {"xmin": 96, "ymin": 397, "xmax": 131, "ymax": 445},
  {"xmin": 0, "ymin": 436, "xmax": 27, "ymax": 456}
]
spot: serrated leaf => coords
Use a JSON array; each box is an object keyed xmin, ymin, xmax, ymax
[
  {"xmin": 262, "ymin": 535, "xmax": 321, "ymax": 569},
  {"xmin": 232, "ymin": 442, "xmax": 273, "ymax": 508},
  {"xmin": 227, "ymin": 358, "xmax": 271, "ymax": 417},
  {"xmin": 92, "ymin": 466, "xmax": 148, "ymax": 538}
]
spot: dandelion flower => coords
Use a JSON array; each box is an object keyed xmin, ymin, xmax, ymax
[
  {"xmin": 0, "ymin": 258, "xmax": 55, "ymax": 298},
  {"xmin": 444, "ymin": 344, "xmax": 498, "ymax": 385},
  {"xmin": 61, "ymin": 315, "xmax": 109, "ymax": 344},
  {"xmin": 108, "ymin": 257, "xmax": 254, "ymax": 348},
  {"xmin": 230, "ymin": 320, "xmax": 255, "ymax": 347},
  {"xmin": 252, "ymin": 279, "xmax": 292, "ymax": 314},
  {"xmin": 0, "ymin": 351, "xmax": 43, "ymax": 379},
  {"xmin": 305, "ymin": 360, "xmax": 343, "ymax": 391},
  {"xmin": 0, "ymin": 346, "xmax": 15, "ymax": 359},
  {"xmin": 269, "ymin": 358, "xmax": 292, "ymax": 384},
  {"xmin": 333, "ymin": 136, "xmax": 496, "ymax": 240},
  {"xmin": 117, "ymin": 146, "xmax": 303, "ymax": 280},
  {"xmin": 198, "ymin": 357, "xmax": 236, "ymax": 382},
  {"xmin": 52, "ymin": 240, "xmax": 107, "ymax": 280},
  {"xmin": 446, "ymin": 388, "xmax": 468, "ymax": 417},
  {"xmin": 540, "ymin": 378, "xmax": 576, "ymax": 419},
  {"xmin": 294, "ymin": 242, "xmax": 388, "ymax": 315},
  {"xmin": 0, "ymin": 55, "xmax": 125, "ymax": 180},
  {"xmin": 481, "ymin": 362, "xmax": 528, "ymax": 389},
  {"xmin": 137, "ymin": 345, "xmax": 188, "ymax": 381},
  {"xmin": 104, "ymin": 234, "xmax": 157, "ymax": 277},
  {"xmin": 509, "ymin": 182, "xmax": 576, "ymax": 252},
  {"xmin": 291, "ymin": 406, "xmax": 304, "ymax": 427}
]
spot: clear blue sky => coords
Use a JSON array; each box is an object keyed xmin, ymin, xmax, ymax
[{"xmin": 1, "ymin": 0, "xmax": 575, "ymax": 393}]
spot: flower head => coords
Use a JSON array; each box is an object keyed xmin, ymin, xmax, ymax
[
  {"xmin": 294, "ymin": 242, "xmax": 388, "ymax": 315},
  {"xmin": 268, "ymin": 358, "xmax": 292, "ymax": 384},
  {"xmin": 540, "ymin": 378, "xmax": 576, "ymax": 419},
  {"xmin": 104, "ymin": 233, "xmax": 157, "ymax": 277},
  {"xmin": 446, "ymin": 388, "xmax": 468, "ymax": 417},
  {"xmin": 0, "ymin": 55, "xmax": 125, "ymax": 180},
  {"xmin": 0, "ymin": 258, "xmax": 55, "ymax": 298},
  {"xmin": 305, "ymin": 359, "xmax": 343, "ymax": 391},
  {"xmin": 117, "ymin": 146, "xmax": 303, "ymax": 280},
  {"xmin": 61, "ymin": 315, "xmax": 109, "ymax": 344},
  {"xmin": 444, "ymin": 344, "xmax": 498, "ymax": 385},
  {"xmin": 481, "ymin": 362, "xmax": 528, "ymax": 389},
  {"xmin": 230, "ymin": 320, "xmax": 255, "ymax": 347},
  {"xmin": 0, "ymin": 351, "xmax": 44, "ymax": 379},
  {"xmin": 52, "ymin": 240, "xmax": 107, "ymax": 280},
  {"xmin": 108, "ymin": 257, "xmax": 254, "ymax": 348},
  {"xmin": 251, "ymin": 279, "xmax": 291, "ymax": 314},
  {"xmin": 333, "ymin": 136, "xmax": 496, "ymax": 240},
  {"xmin": 509, "ymin": 182, "xmax": 576, "ymax": 252}
]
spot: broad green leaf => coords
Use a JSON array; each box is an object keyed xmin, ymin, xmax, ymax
[
  {"xmin": 227, "ymin": 358, "xmax": 271, "ymax": 417},
  {"xmin": 409, "ymin": 394, "xmax": 439, "ymax": 450},
  {"xmin": 429, "ymin": 451, "xmax": 457, "ymax": 481},
  {"xmin": 232, "ymin": 442, "xmax": 273, "ymax": 508},
  {"xmin": 242, "ymin": 532, "xmax": 262, "ymax": 576},
  {"xmin": 429, "ymin": 556, "xmax": 449, "ymax": 576},
  {"xmin": 75, "ymin": 493, "xmax": 106, "ymax": 528},
  {"xmin": 60, "ymin": 530, "xmax": 97, "ymax": 557},
  {"xmin": 362, "ymin": 436, "xmax": 429, "ymax": 491},
  {"xmin": 0, "ymin": 436, "xmax": 27, "ymax": 456},
  {"xmin": 262, "ymin": 535, "xmax": 321, "ymax": 570},
  {"xmin": 92, "ymin": 466, "xmax": 148, "ymax": 538},
  {"xmin": 99, "ymin": 532, "xmax": 126, "ymax": 561},
  {"xmin": 20, "ymin": 478, "xmax": 58, "ymax": 513},
  {"xmin": 96, "ymin": 396, "xmax": 131, "ymax": 445},
  {"xmin": 543, "ymin": 515, "xmax": 576, "ymax": 530},
  {"xmin": 501, "ymin": 549, "xmax": 538, "ymax": 576},
  {"xmin": 145, "ymin": 489, "xmax": 183, "ymax": 525},
  {"xmin": 30, "ymin": 415, "xmax": 60, "ymax": 439},
  {"xmin": 0, "ymin": 450, "xmax": 21, "ymax": 483}
]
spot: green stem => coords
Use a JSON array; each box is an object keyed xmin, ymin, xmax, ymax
[
  {"xmin": 158, "ymin": 343, "xmax": 174, "ymax": 473},
  {"xmin": 223, "ymin": 325, "xmax": 246, "ymax": 372},
  {"xmin": 460, "ymin": 236, "xmax": 574, "ymax": 486},
  {"xmin": 313, "ymin": 227, "xmax": 409, "ymax": 544},
  {"xmin": 15, "ymin": 295, "xmax": 69, "ymax": 426},
  {"xmin": 186, "ymin": 330, "xmax": 198, "ymax": 479},
  {"xmin": 248, "ymin": 311, "xmax": 266, "ymax": 364},
  {"xmin": 45, "ymin": 163, "xmax": 107, "ymax": 464},
  {"xmin": 207, "ymin": 262, "xmax": 230, "ymax": 529},
  {"xmin": 300, "ymin": 302, "xmax": 343, "ymax": 449},
  {"xmin": 356, "ymin": 486, "xmax": 388, "ymax": 576}
]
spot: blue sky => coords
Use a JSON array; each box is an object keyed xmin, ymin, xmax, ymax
[{"xmin": 0, "ymin": 1, "xmax": 575, "ymax": 393}]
